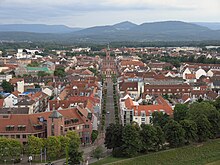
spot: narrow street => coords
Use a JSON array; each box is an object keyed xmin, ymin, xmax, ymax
[{"xmin": 105, "ymin": 77, "xmax": 115, "ymax": 128}]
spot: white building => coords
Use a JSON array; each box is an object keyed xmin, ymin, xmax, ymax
[
  {"xmin": 4, "ymin": 94, "xmax": 18, "ymax": 108},
  {"xmin": 195, "ymin": 68, "xmax": 206, "ymax": 79}
]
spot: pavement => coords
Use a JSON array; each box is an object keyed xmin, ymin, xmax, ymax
[{"xmin": 105, "ymin": 78, "xmax": 115, "ymax": 129}]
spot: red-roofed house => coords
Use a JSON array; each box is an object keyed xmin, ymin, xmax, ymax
[
  {"xmin": 0, "ymin": 108, "xmax": 93, "ymax": 144},
  {"xmin": 121, "ymin": 95, "xmax": 173, "ymax": 125}
]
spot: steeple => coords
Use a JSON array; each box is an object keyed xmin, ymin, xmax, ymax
[
  {"xmin": 49, "ymin": 110, "xmax": 63, "ymax": 119},
  {"xmin": 107, "ymin": 43, "xmax": 110, "ymax": 51}
]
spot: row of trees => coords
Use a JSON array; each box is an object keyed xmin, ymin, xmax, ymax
[
  {"xmin": 0, "ymin": 138, "xmax": 23, "ymax": 164},
  {"xmin": 27, "ymin": 131, "xmax": 82, "ymax": 164},
  {"xmin": 105, "ymin": 100, "xmax": 220, "ymax": 158},
  {"xmin": 112, "ymin": 75, "xmax": 120, "ymax": 124},
  {"xmin": 101, "ymin": 83, "xmax": 107, "ymax": 131},
  {"xmin": 0, "ymin": 131, "xmax": 83, "ymax": 164}
]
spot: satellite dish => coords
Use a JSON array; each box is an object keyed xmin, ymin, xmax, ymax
[{"xmin": 39, "ymin": 117, "xmax": 44, "ymax": 122}]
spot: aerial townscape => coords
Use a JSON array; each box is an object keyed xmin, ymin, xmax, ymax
[
  {"xmin": 0, "ymin": 0, "xmax": 220, "ymax": 165},
  {"xmin": 0, "ymin": 43, "xmax": 219, "ymax": 165}
]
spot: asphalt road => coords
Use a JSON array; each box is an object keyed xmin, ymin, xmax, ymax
[{"xmin": 105, "ymin": 78, "xmax": 115, "ymax": 129}]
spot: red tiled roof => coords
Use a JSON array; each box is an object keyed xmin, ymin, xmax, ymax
[
  {"xmin": 125, "ymin": 95, "xmax": 173, "ymax": 116},
  {"xmin": 0, "ymin": 108, "xmax": 84, "ymax": 134},
  {"xmin": 185, "ymin": 74, "xmax": 196, "ymax": 79},
  {"xmin": 0, "ymin": 99, "xmax": 4, "ymax": 108},
  {"xmin": 120, "ymin": 60, "xmax": 145, "ymax": 67},
  {"xmin": 9, "ymin": 78, "xmax": 24, "ymax": 85},
  {"xmin": 12, "ymin": 91, "xmax": 21, "ymax": 97}
]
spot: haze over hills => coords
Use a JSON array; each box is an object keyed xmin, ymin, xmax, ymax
[
  {"xmin": 0, "ymin": 21, "xmax": 220, "ymax": 43},
  {"xmin": 193, "ymin": 22, "xmax": 220, "ymax": 30},
  {"xmin": 0, "ymin": 24, "xmax": 82, "ymax": 33}
]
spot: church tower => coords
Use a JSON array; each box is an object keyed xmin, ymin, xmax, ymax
[{"xmin": 47, "ymin": 110, "xmax": 64, "ymax": 137}]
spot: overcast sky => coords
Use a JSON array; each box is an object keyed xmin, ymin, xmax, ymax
[{"xmin": 0, "ymin": 0, "xmax": 219, "ymax": 27}]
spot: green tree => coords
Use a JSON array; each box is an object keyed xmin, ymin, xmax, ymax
[
  {"xmin": 92, "ymin": 146, "xmax": 103, "ymax": 160},
  {"xmin": 180, "ymin": 120, "xmax": 197, "ymax": 144},
  {"xmin": 8, "ymin": 138, "xmax": 22, "ymax": 161},
  {"xmin": 91, "ymin": 130, "xmax": 98, "ymax": 144},
  {"xmin": 174, "ymin": 104, "xmax": 189, "ymax": 122},
  {"xmin": 207, "ymin": 109, "xmax": 220, "ymax": 137},
  {"xmin": 45, "ymin": 136, "xmax": 61, "ymax": 160},
  {"xmin": 88, "ymin": 68, "xmax": 98, "ymax": 76},
  {"xmin": 151, "ymin": 111, "xmax": 170, "ymax": 129},
  {"xmin": 189, "ymin": 102, "xmax": 220, "ymax": 139},
  {"xmin": 213, "ymin": 97, "xmax": 220, "ymax": 110},
  {"xmin": 188, "ymin": 102, "xmax": 216, "ymax": 118},
  {"xmin": 54, "ymin": 67, "xmax": 66, "ymax": 77},
  {"xmin": 122, "ymin": 125, "xmax": 141, "ymax": 157},
  {"xmin": 1, "ymin": 80, "xmax": 14, "ymax": 93},
  {"xmin": 37, "ymin": 71, "xmax": 49, "ymax": 77},
  {"xmin": 57, "ymin": 136, "xmax": 70, "ymax": 157},
  {"xmin": 194, "ymin": 115, "xmax": 212, "ymax": 142},
  {"xmin": 140, "ymin": 124, "xmax": 157, "ymax": 153},
  {"xmin": 154, "ymin": 126, "xmax": 165, "ymax": 151},
  {"xmin": 164, "ymin": 119, "xmax": 185, "ymax": 147},
  {"xmin": 105, "ymin": 124, "xmax": 123, "ymax": 152},
  {"xmin": 27, "ymin": 135, "xmax": 44, "ymax": 160},
  {"xmin": 66, "ymin": 131, "xmax": 83, "ymax": 164},
  {"xmin": 0, "ymin": 138, "xmax": 10, "ymax": 161}
]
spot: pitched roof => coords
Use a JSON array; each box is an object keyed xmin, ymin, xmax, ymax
[
  {"xmin": 0, "ymin": 108, "xmax": 84, "ymax": 134},
  {"xmin": 185, "ymin": 74, "xmax": 196, "ymax": 79},
  {"xmin": 49, "ymin": 110, "xmax": 63, "ymax": 118}
]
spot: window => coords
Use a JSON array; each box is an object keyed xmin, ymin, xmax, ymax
[
  {"xmin": 51, "ymin": 124, "xmax": 55, "ymax": 136},
  {"xmin": 17, "ymin": 125, "xmax": 26, "ymax": 131},
  {"xmin": 11, "ymin": 135, "xmax": 15, "ymax": 138},
  {"xmin": 85, "ymin": 125, "xmax": 89, "ymax": 129},
  {"xmin": 16, "ymin": 135, "xmax": 20, "ymax": 139},
  {"xmin": 22, "ymin": 135, "xmax": 26, "ymax": 139},
  {"xmin": 6, "ymin": 125, "xmax": 14, "ymax": 131}
]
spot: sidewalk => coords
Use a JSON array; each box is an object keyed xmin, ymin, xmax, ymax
[{"xmin": 33, "ymin": 134, "xmax": 107, "ymax": 165}]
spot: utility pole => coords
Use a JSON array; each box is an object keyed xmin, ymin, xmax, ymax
[
  {"xmin": 40, "ymin": 148, "xmax": 42, "ymax": 162},
  {"xmin": 44, "ymin": 148, "xmax": 47, "ymax": 163}
]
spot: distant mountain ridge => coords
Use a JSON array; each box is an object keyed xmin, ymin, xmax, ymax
[
  {"xmin": 0, "ymin": 21, "xmax": 220, "ymax": 42},
  {"xmin": 0, "ymin": 24, "xmax": 82, "ymax": 33},
  {"xmin": 193, "ymin": 22, "xmax": 220, "ymax": 30}
]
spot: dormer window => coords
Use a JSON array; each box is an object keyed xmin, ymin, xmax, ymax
[
  {"xmin": 17, "ymin": 125, "xmax": 26, "ymax": 131},
  {"xmin": 6, "ymin": 125, "xmax": 14, "ymax": 131}
]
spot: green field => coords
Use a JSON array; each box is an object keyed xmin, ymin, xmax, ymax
[{"xmin": 92, "ymin": 139, "xmax": 220, "ymax": 165}]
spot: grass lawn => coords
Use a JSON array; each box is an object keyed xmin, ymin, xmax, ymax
[
  {"xmin": 90, "ymin": 156, "xmax": 126, "ymax": 165},
  {"xmin": 93, "ymin": 139, "xmax": 220, "ymax": 165},
  {"xmin": 206, "ymin": 160, "xmax": 220, "ymax": 165}
]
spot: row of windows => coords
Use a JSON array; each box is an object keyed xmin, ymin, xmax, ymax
[
  {"xmin": 5, "ymin": 125, "xmax": 26, "ymax": 131},
  {"xmin": 0, "ymin": 133, "xmax": 43, "ymax": 139},
  {"xmin": 146, "ymin": 88, "xmax": 190, "ymax": 92}
]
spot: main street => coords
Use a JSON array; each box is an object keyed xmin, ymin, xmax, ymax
[{"xmin": 105, "ymin": 77, "xmax": 115, "ymax": 128}]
